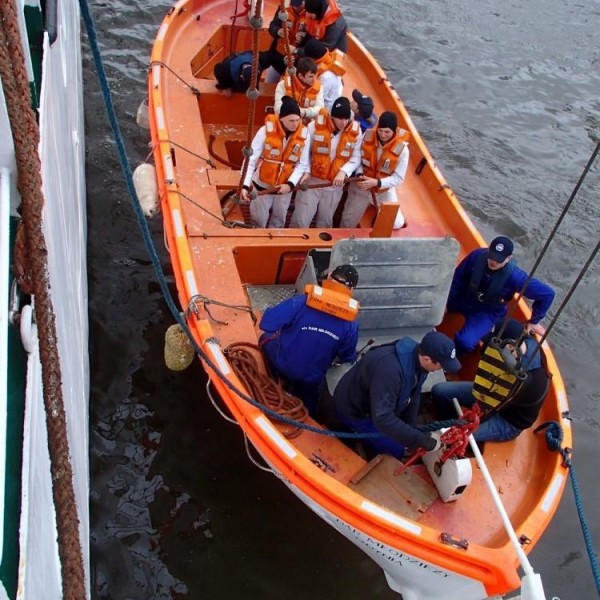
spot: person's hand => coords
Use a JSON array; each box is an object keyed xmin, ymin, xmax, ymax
[
  {"xmin": 222, "ymin": 88, "xmax": 233, "ymax": 98},
  {"xmin": 527, "ymin": 322, "xmax": 546, "ymax": 336},
  {"xmin": 276, "ymin": 183, "xmax": 292, "ymax": 195},
  {"xmin": 239, "ymin": 188, "xmax": 250, "ymax": 203},
  {"xmin": 333, "ymin": 170, "xmax": 347, "ymax": 187},
  {"xmin": 356, "ymin": 175, "xmax": 377, "ymax": 190}
]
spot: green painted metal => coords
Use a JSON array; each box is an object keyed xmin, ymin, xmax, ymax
[{"xmin": 1, "ymin": 217, "xmax": 26, "ymax": 600}]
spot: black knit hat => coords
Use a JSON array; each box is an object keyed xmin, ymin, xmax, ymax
[
  {"xmin": 279, "ymin": 96, "xmax": 302, "ymax": 118},
  {"xmin": 378, "ymin": 111, "xmax": 398, "ymax": 130},
  {"xmin": 330, "ymin": 96, "xmax": 351, "ymax": 119},
  {"xmin": 304, "ymin": 0, "xmax": 326, "ymax": 19},
  {"xmin": 303, "ymin": 38, "xmax": 327, "ymax": 60}
]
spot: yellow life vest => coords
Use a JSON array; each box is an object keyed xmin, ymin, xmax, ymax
[
  {"xmin": 283, "ymin": 73, "xmax": 322, "ymax": 109},
  {"xmin": 310, "ymin": 109, "xmax": 361, "ymax": 181},
  {"xmin": 258, "ymin": 115, "xmax": 308, "ymax": 187},
  {"xmin": 315, "ymin": 49, "xmax": 345, "ymax": 77},
  {"xmin": 472, "ymin": 338, "xmax": 527, "ymax": 411},
  {"xmin": 304, "ymin": 279, "xmax": 359, "ymax": 321},
  {"xmin": 361, "ymin": 127, "xmax": 410, "ymax": 189}
]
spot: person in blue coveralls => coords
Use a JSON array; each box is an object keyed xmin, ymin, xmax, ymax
[
  {"xmin": 332, "ymin": 331, "xmax": 462, "ymax": 459},
  {"xmin": 446, "ymin": 236, "xmax": 555, "ymax": 356},
  {"xmin": 259, "ymin": 265, "xmax": 360, "ymax": 415},
  {"xmin": 431, "ymin": 319, "xmax": 551, "ymax": 442}
]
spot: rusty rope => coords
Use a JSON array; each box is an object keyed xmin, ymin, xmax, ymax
[
  {"xmin": 0, "ymin": 2, "xmax": 85, "ymax": 598},
  {"xmin": 278, "ymin": 0, "xmax": 296, "ymax": 93},
  {"xmin": 224, "ymin": 342, "xmax": 308, "ymax": 438}
]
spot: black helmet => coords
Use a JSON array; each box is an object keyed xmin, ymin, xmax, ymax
[{"xmin": 330, "ymin": 264, "xmax": 358, "ymax": 289}]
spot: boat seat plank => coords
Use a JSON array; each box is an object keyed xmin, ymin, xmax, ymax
[
  {"xmin": 293, "ymin": 425, "xmax": 367, "ymax": 485},
  {"xmin": 194, "ymin": 78, "xmax": 277, "ymax": 97},
  {"xmin": 207, "ymin": 169, "xmax": 242, "ymax": 188},
  {"xmin": 349, "ymin": 455, "xmax": 438, "ymax": 520}
]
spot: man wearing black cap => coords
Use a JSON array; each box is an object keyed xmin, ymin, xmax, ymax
[
  {"xmin": 431, "ymin": 319, "xmax": 551, "ymax": 442},
  {"xmin": 446, "ymin": 236, "xmax": 555, "ymax": 355},
  {"xmin": 240, "ymin": 96, "xmax": 310, "ymax": 228},
  {"xmin": 332, "ymin": 331, "xmax": 461, "ymax": 459},
  {"xmin": 351, "ymin": 89, "xmax": 377, "ymax": 132},
  {"xmin": 290, "ymin": 96, "xmax": 362, "ymax": 228},
  {"xmin": 339, "ymin": 111, "xmax": 410, "ymax": 230},
  {"xmin": 260, "ymin": 264, "xmax": 360, "ymax": 415},
  {"xmin": 303, "ymin": 38, "xmax": 343, "ymax": 111}
]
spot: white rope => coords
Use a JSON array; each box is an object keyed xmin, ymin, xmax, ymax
[{"xmin": 452, "ymin": 399, "xmax": 547, "ymax": 600}]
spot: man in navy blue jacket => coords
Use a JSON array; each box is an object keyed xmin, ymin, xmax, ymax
[
  {"xmin": 333, "ymin": 331, "xmax": 461, "ymax": 459},
  {"xmin": 260, "ymin": 265, "xmax": 359, "ymax": 415},
  {"xmin": 447, "ymin": 236, "xmax": 555, "ymax": 355}
]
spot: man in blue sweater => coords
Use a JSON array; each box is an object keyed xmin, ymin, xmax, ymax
[
  {"xmin": 333, "ymin": 331, "xmax": 461, "ymax": 459},
  {"xmin": 260, "ymin": 265, "xmax": 359, "ymax": 415},
  {"xmin": 447, "ymin": 236, "xmax": 555, "ymax": 355}
]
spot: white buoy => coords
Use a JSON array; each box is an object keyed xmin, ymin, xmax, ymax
[
  {"xmin": 136, "ymin": 97, "xmax": 149, "ymax": 129},
  {"xmin": 133, "ymin": 163, "xmax": 159, "ymax": 217}
]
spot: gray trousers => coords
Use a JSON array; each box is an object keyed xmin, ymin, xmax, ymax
[
  {"xmin": 250, "ymin": 192, "xmax": 292, "ymax": 228},
  {"xmin": 339, "ymin": 184, "xmax": 405, "ymax": 229},
  {"xmin": 290, "ymin": 180, "xmax": 344, "ymax": 228}
]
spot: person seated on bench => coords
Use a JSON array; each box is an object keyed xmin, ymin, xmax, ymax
[
  {"xmin": 240, "ymin": 96, "xmax": 310, "ymax": 228},
  {"xmin": 339, "ymin": 111, "xmax": 409, "ymax": 229},
  {"xmin": 259, "ymin": 265, "xmax": 360, "ymax": 416},
  {"xmin": 333, "ymin": 331, "xmax": 461, "ymax": 459},
  {"xmin": 445, "ymin": 235, "xmax": 555, "ymax": 356}
]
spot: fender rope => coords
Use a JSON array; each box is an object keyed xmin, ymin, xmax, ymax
[
  {"xmin": 535, "ymin": 421, "xmax": 600, "ymax": 595},
  {"xmin": 0, "ymin": 2, "xmax": 85, "ymax": 597}
]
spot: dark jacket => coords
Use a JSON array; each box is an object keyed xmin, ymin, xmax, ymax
[
  {"xmin": 497, "ymin": 336, "xmax": 550, "ymax": 429},
  {"xmin": 214, "ymin": 51, "xmax": 258, "ymax": 92},
  {"xmin": 447, "ymin": 248, "xmax": 555, "ymax": 324},
  {"xmin": 333, "ymin": 338, "xmax": 433, "ymax": 450}
]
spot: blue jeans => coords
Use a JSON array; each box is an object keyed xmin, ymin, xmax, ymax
[
  {"xmin": 336, "ymin": 412, "xmax": 407, "ymax": 459},
  {"xmin": 431, "ymin": 381, "xmax": 522, "ymax": 443},
  {"xmin": 452, "ymin": 311, "xmax": 496, "ymax": 355}
]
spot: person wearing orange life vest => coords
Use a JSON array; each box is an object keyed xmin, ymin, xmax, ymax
[
  {"xmin": 302, "ymin": 38, "xmax": 343, "ymax": 111},
  {"xmin": 240, "ymin": 97, "xmax": 310, "ymax": 228},
  {"xmin": 263, "ymin": 0, "xmax": 308, "ymax": 82},
  {"xmin": 290, "ymin": 97, "xmax": 362, "ymax": 228},
  {"xmin": 302, "ymin": 0, "xmax": 347, "ymax": 52},
  {"xmin": 274, "ymin": 57, "xmax": 324, "ymax": 121},
  {"xmin": 260, "ymin": 264, "xmax": 360, "ymax": 416},
  {"xmin": 340, "ymin": 111, "xmax": 410, "ymax": 230}
]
